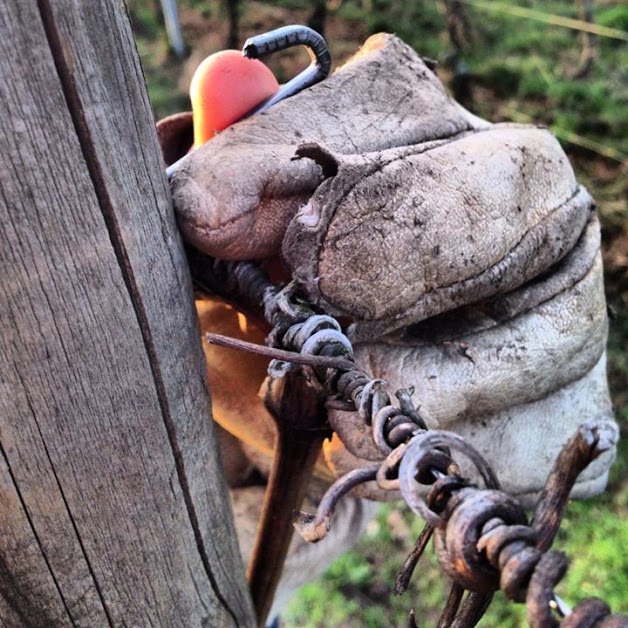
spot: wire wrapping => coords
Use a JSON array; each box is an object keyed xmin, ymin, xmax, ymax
[
  {"xmin": 271, "ymin": 307, "xmax": 426, "ymax": 451},
  {"xmin": 191, "ymin": 256, "xmax": 626, "ymax": 627},
  {"xmin": 261, "ymin": 281, "xmax": 624, "ymax": 626}
]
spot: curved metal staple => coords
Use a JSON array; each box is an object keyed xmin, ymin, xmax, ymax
[
  {"xmin": 243, "ymin": 25, "xmax": 332, "ymax": 115},
  {"xmin": 167, "ymin": 26, "xmax": 330, "ymax": 180},
  {"xmin": 293, "ymin": 464, "xmax": 379, "ymax": 542},
  {"xmin": 244, "ymin": 24, "xmax": 330, "ymax": 62},
  {"xmin": 283, "ymin": 314, "xmax": 341, "ymax": 351},
  {"xmin": 398, "ymin": 431, "xmax": 500, "ymax": 528}
]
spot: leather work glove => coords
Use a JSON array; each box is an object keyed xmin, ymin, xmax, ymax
[{"xmin": 158, "ymin": 32, "xmax": 617, "ymax": 614}]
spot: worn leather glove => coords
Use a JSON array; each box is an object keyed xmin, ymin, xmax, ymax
[{"xmin": 162, "ymin": 33, "xmax": 617, "ymax": 508}]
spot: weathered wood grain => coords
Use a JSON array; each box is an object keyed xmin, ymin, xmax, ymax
[{"xmin": 0, "ymin": 1, "xmax": 253, "ymax": 625}]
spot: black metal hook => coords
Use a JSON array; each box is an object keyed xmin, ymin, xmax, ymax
[
  {"xmin": 166, "ymin": 25, "xmax": 331, "ymax": 180},
  {"xmin": 242, "ymin": 24, "xmax": 332, "ymax": 115}
]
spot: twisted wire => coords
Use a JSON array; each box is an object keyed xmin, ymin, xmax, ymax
[
  {"xmin": 200, "ymin": 260, "xmax": 626, "ymax": 627},
  {"xmin": 263, "ymin": 289, "xmax": 625, "ymax": 626},
  {"xmin": 270, "ymin": 309, "xmax": 428, "ymax": 452}
]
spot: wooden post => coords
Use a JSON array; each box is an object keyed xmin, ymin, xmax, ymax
[{"xmin": 0, "ymin": 1, "xmax": 254, "ymax": 625}]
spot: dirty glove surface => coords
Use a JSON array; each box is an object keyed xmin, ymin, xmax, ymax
[
  {"xmin": 323, "ymin": 216, "xmax": 615, "ymax": 504},
  {"xmin": 169, "ymin": 33, "xmax": 485, "ymax": 259},
  {"xmin": 284, "ymin": 128, "xmax": 592, "ymax": 339},
  {"xmin": 162, "ymin": 33, "xmax": 617, "ymax": 508}
]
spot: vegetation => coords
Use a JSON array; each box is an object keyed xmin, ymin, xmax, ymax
[{"xmin": 128, "ymin": 1, "xmax": 626, "ymax": 625}]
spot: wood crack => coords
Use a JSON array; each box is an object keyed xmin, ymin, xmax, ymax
[
  {"xmin": 0, "ymin": 437, "xmax": 73, "ymax": 627},
  {"xmin": 34, "ymin": 1, "xmax": 238, "ymax": 623},
  {"xmin": 13, "ymin": 368, "xmax": 100, "ymax": 628}
]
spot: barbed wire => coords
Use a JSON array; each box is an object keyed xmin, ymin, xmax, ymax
[
  {"xmin": 198, "ymin": 257, "xmax": 626, "ymax": 627},
  {"xmin": 267, "ymin": 291, "xmax": 624, "ymax": 627}
]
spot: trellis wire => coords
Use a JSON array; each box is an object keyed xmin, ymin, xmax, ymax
[
  {"xmin": 502, "ymin": 107, "xmax": 627, "ymax": 164},
  {"xmin": 460, "ymin": 0, "xmax": 628, "ymax": 41}
]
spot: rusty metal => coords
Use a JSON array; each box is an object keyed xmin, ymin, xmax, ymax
[
  {"xmin": 450, "ymin": 591, "xmax": 496, "ymax": 628},
  {"xmin": 293, "ymin": 464, "xmax": 379, "ymax": 543},
  {"xmin": 266, "ymin": 296, "xmax": 625, "ymax": 626},
  {"xmin": 532, "ymin": 420, "xmax": 619, "ymax": 553},
  {"xmin": 526, "ymin": 551, "xmax": 569, "ymax": 628},
  {"xmin": 376, "ymin": 443, "xmax": 407, "ymax": 492},
  {"xmin": 436, "ymin": 582, "xmax": 466, "ymax": 627},
  {"xmin": 395, "ymin": 523, "xmax": 434, "ymax": 595},
  {"xmin": 427, "ymin": 474, "xmax": 471, "ymax": 515},
  {"xmin": 204, "ymin": 330, "xmax": 355, "ymax": 371},
  {"xmin": 562, "ymin": 599, "xmax": 627, "ymax": 627},
  {"xmin": 184, "ymin": 254, "xmax": 626, "ymax": 627},
  {"xmin": 434, "ymin": 489, "xmax": 528, "ymax": 593}
]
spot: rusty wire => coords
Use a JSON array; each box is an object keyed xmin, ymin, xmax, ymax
[{"xmin": 194, "ymin": 257, "xmax": 626, "ymax": 628}]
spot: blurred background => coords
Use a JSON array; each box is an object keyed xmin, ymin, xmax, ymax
[{"xmin": 128, "ymin": 1, "xmax": 626, "ymax": 625}]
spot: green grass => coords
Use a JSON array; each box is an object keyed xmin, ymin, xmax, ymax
[
  {"xmin": 459, "ymin": 2, "xmax": 628, "ymax": 156},
  {"xmin": 283, "ymin": 494, "xmax": 628, "ymax": 627},
  {"xmin": 129, "ymin": 1, "xmax": 627, "ymax": 624}
]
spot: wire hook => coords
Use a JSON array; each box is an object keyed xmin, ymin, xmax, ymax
[
  {"xmin": 166, "ymin": 25, "xmax": 331, "ymax": 180},
  {"xmin": 242, "ymin": 24, "xmax": 332, "ymax": 115}
]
